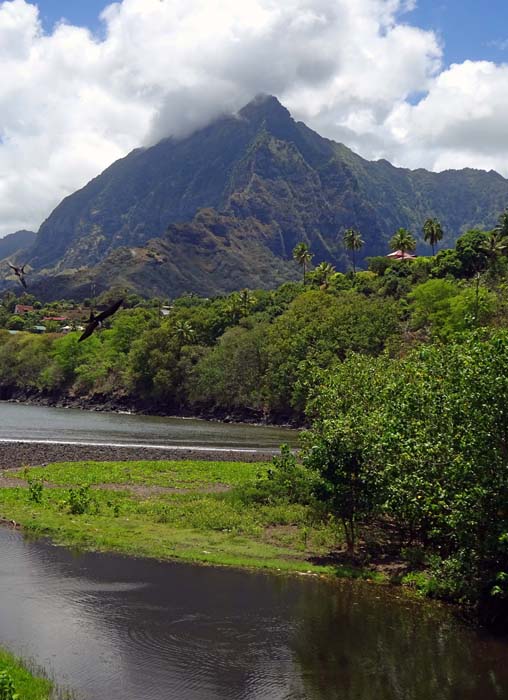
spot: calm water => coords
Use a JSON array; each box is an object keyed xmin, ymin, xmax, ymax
[
  {"xmin": 0, "ymin": 402, "xmax": 298, "ymax": 451},
  {"xmin": 1, "ymin": 528, "xmax": 508, "ymax": 700}
]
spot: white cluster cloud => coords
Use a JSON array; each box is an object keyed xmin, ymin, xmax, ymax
[{"xmin": 0, "ymin": 0, "xmax": 506, "ymax": 235}]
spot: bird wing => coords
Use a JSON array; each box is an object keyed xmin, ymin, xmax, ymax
[
  {"xmin": 20, "ymin": 265, "xmax": 26, "ymax": 274},
  {"xmin": 78, "ymin": 321, "xmax": 98, "ymax": 342},
  {"xmin": 95, "ymin": 298, "xmax": 124, "ymax": 322},
  {"xmin": 7, "ymin": 263, "xmax": 17, "ymax": 272}
]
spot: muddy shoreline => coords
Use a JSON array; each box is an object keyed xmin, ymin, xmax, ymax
[{"xmin": 0, "ymin": 441, "xmax": 274, "ymax": 470}]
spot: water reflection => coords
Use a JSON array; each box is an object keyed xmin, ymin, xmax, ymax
[
  {"xmin": 0, "ymin": 402, "xmax": 297, "ymax": 449},
  {"xmin": 0, "ymin": 529, "xmax": 507, "ymax": 700},
  {"xmin": 289, "ymin": 582, "xmax": 508, "ymax": 700}
]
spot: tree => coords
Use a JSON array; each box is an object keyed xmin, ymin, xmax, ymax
[
  {"xmin": 423, "ymin": 218, "xmax": 443, "ymax": 256},
  {"xmin": 495, "ymin": 208, "xmax": 508, "ymax": 238},
  {"xmin": 238, "ymin": 288, "xmax": 256, "ymax": 316},
  {"xmin": 482, "ymin": 229, "xmax": 508, "ymax": 259},
  {"xmin": 292, "ymin": 243, "xmax": 313, "ymax": 285},
  {"xmin": 343, "ymin": 228, "xmax": 364, "ymax": 274},
  {"xmin": 173, "ymin": 319, "xmax": 196, "ymax": 346},
  {"xmin": 389, "ymin": 228, "xmax": 416, "ymax": 258},
  {"xmin": 313, "ymin": 262, "xmax": 336, "ymax": 289}
]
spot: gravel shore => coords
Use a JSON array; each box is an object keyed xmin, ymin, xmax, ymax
[{"xmin": 0, "ymin": 441, "xmax": 274, "ymax": 470}]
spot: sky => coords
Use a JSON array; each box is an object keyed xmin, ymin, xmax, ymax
[{"xmin": 1, "ymin": 0, "xmax": 508, "ymax": 236}]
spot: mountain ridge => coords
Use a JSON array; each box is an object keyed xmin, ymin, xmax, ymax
[{"xmin": 6, "ymin": 95, "xmax": 508, "ymax": 299}]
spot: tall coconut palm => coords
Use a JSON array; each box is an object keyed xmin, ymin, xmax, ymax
[
  {"xmin": 292, "ymin": 242, "xmax": 313, "ymax": 284},
  {"xmin": 390, "ymin": 228, "xmax": 417, "ymax": 258},
  {"xmin": 423, "ymin": 218, "xmax": 443, "ymax": 256},
  {"xmin": 342, "ymin": 228, "xmax": 364, "ymax": 274}
]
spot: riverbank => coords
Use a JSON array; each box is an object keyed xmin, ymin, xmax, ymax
[
  {"xmin": 0, "ymin": 647, "xmax": 55, "ymax": 699},
  {"xmin": 1, "ymin": 389, "xmax": 301, "ymax": 428},
  {"xmin": 0, "ymin": 458, "xmax": 385, "ymax": 581}
]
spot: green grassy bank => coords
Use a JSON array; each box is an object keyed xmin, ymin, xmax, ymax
[
  {"xmin": 0, "ymin": 648, "xmax": 54, "ymax": 700},
  {"xmin": 0, "ymin": 459, "xmax": 382, "ymax": 581}
]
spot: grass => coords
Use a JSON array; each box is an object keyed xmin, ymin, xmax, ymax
[
  {"xmin": 0, "ymin": 460, "xmax": 385, "ymax": 582},
  {"xmin": 0, "ymin": 647, "xmax": 53, "ymax": 700}
]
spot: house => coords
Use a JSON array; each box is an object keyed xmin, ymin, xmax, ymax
[
  {"xmin": 42, "ymin": 316, "xmax": 67, "ymax": 322},
  {"xmin": 14, "ymin": 304, "xmax": 34, "ymax": 315},
  {"xmin": 386, "ymin": 250, "xmax": 417, "ymax": 260}
]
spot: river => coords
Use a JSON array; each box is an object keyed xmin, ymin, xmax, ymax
[
  {"xmin": 0, "ymin": 402, "xmax": 298, "ymax": 451},
  {"xmin": 1, "ymin": 528, "xmax": 508, "ymax": 700},
  {"xmin": 0, "ymin": 404, "xmax": 508, "ymax": 699}
]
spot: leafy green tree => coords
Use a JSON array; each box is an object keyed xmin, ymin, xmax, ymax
[
  {"xmin": 292, "ymin": 242, "xmax": 313, "ymax": 284},
  {"xmin": 342, "ymin": 228, "xmax": 364, "ymax": 274},
  {"xmin": 189, "ymin": 324, "xmax": 269, "ymax": 413},
  {"xmin": 304, "ymin": 355, "xmax": 389, "ymax": 552},
  {"xmin": 423, "ymin": 218, "xmax": 444, "ymax": 255},
  {"xmin": 455, "ymin": 229, "xmax": 490, "ymax": 276},
  {"xmin": 389, "ymin": 228, "xmax": 416, "ymax": 258}
]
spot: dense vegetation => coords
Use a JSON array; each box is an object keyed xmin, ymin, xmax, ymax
[{"xmin": 2, "ymin": 218, "xmax": 508, "ymax": 622}]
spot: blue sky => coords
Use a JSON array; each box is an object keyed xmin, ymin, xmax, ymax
[
  {"xmin": 408, "ymin": 0, "xmax": 508, "ymax": 65},
  {"xmin": 35, "ymin": 0, "xmax": 508, "ymax": 67}
]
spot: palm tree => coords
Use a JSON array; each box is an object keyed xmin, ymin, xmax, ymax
[
  {"xmin": 313, "ymin": 262, "xmax": 336, "ymax": 289},
  {"xmin": 423, "ymin": 218, "xmax": 443, "ymax": 256},
  {"xmin": 482, "ymin": 229, "xmax": 508, "ymax": 258},
  {"xmin": 495, "ymin": 208, "xmax": 508, "ymax": 238},
  {"xmin": 342, "ymin": 228, "xmax": 364, "ymax": 274},
  {"xmin": 389, "ymin": 228, "xmax": 417, "ymax": 258},
  {"xmin": 292, "ymin": 242, "xmax": 313, "ymax": 284},
  {"xmin": 173, "ymin": 319, "xmax": 196, "ymax": 345}
]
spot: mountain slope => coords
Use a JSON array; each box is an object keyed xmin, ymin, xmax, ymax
[
  {"xmin": 23, "ymin": 95, "xmax": 508, "ymax": 298},
  {"xmin": 0, "ymin": 230, "xmax": 36, "ymax": 261}
]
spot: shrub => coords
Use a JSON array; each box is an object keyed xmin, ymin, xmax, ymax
[
  {"xmin": 68, "ymin": 486, "xmax": 96, "ymax": 515},
  {"xmin": 0, "ymin": 671, "xmax": 18, "ymax": 700}
]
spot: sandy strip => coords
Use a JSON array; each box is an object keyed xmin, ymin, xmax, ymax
[{"xmin": 0, "ymin": 440, "xmax": 275, "ymax": 470}]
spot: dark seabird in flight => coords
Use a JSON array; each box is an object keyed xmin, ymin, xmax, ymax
[
  {"xmin": 8, "ymin": 262, "xmax": 27, "ymax": 289},
  {"xmin": 78, "ymin": 298, "xmax": 124, "ymax": 342}
]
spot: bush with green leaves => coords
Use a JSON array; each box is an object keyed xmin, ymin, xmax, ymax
[
  {"xmin": 68, "ymin": 485, "xmax": 97, "ymax": 515},
  {"xmin": 27, "ymin": 476, "xmax": 44, "ymax": 504},
  {"xmin": 237, "ymin": 445, "xmax": 318, "ymax": 506},
  {"xmin": 0, "ymin": 671, "xmax": 18, "ymax": 700}
]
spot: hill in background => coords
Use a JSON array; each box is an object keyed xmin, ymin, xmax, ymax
[{"xmin": 4, "ymin": 96, "xmax": 508, "ymax": 300}]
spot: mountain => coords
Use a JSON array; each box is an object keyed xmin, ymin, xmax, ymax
[
  {"xmin": 18, "ymin": 96, "xmax": 508, "ymax": 299},
  {"xmin": 0, "ymin": 230, "xmax": 36, "ymax": 261}
]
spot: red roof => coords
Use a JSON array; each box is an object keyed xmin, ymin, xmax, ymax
[
  {"xmin": 14, "ymin": 305, "xmax": 34, "ymax": 314},
  {"xmin": 42, "ymin": 316, "xmax": 67, "ymax": 322},
  {"xmin": 386, "ymin": 250, "xmax": 417, "ymax": 259}
]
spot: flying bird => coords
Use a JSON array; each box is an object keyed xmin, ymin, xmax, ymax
[
  {"xmin": 8, "ymin": 262, "xmax": 27, "ymax": 289},
  {"xmin": 78, "ymin": 298, "xmax": 124, "ymax": 342}
]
